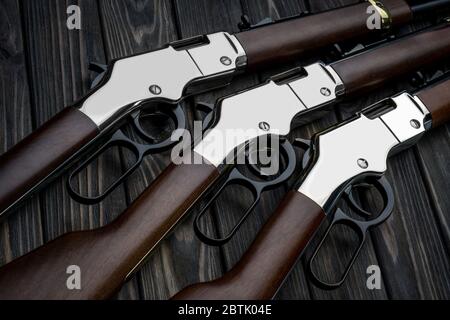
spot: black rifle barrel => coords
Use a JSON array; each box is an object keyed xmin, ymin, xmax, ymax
[{"xmin": 409, "ymin": 0, "xmax": 450, "ymax": 14}]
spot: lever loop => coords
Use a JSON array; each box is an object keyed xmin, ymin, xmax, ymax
[
  {"xmin": 194, "ymin": 139, "xmax": 297, "ymax": 246},
  {"xmin": 307, "ymin": 175, "xmax": 394, "ymax": 290},
  {"xmin": 67, "ymin": 103, "xmax": 186, "ymax": 204}
]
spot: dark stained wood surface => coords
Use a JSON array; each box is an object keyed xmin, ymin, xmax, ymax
[{"xmin": 0, "ymin": 0, "xmax": 449, "ymax": 300}]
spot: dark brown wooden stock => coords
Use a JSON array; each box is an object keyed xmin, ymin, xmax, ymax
[
  {"xmin": 417, "ymin": 80, "xmax": 450, "ymax": 128},
  {"xmin": 235, "ymin": 0, "xmax": 412, "ymax": 70},
  {"xmin": 0, "ymin": 159, "xmax": 219, "ymax": 300},
  {"xmin": 332, "ymin": 25, "xmax": 450, "ymax": 95},
  {"xmin": 172, "ymin": 191, "xmax": 325, "ymax": 300},
  {"xmin": 0, "ymin": 107, "xmax": 99, "ymax": 215}
]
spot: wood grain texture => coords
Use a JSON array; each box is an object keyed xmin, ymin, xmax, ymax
[
  {"xmin": 0, "ymin": 0, "xmax": 449, "ymax": 300},
  {"xmin": 98, "ymin": 0, "xmax": 180, "ymax": 300},
  {"xmin": 168, "ymin": 0, "xmax": 255, "ymax": 300},
  {"xmin": 236, "ymin": 0, "xmax": 412, "ymax": 70},
  {"xmin": 333, "ymin": 5, "xmax": 450, "ymax": 300},
  {"xmin": 415, "ymin": 126, "xmax": 450, "ymax": 252},
  {"xmin": 19, "ymin": 0, "xmax": 136, "ymax": 299},
  {"xmin": 0, "ymin": 107, "xmax": 99, "ymax": 215},
  {"xmin": 291, "ymin": 0, "xmax": 388, "ymax": 300},
  {"xmin": 366, "ymin": 152, "xmax": 450, "ymax": 299},
  {"xmin": 332, "ymin": 25, "xmax": 450, "ymax": 95},
  {"xmin": 0, "ymin": 0, "xmax": 43, "ymax": 268},
  {"xmin": 173, "ymin": 191, "xmax": 325, "ymax": 300},
  {"xmin": 417, "ymin": 80, "xmax": 450, "ymax": 128},
  {"xmin": 0, "ymin": 161, "xmax": 219, "ymax": 300}
]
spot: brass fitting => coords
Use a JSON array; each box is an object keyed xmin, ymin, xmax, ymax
[{"xmin": 368, "ymin": 0, "xmax": 393, "ymax": 30}]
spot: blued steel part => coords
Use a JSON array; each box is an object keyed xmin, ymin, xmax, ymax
[
  {"xmin": 307, "ymin": 176, "xmax": 394, "ymax": 289},
  {"xmin": 194, "ymin": 140, "xmax": 297, "ymax": 246},
  {"xmin": 67, "ymin": 105, "xmax": 186, "ymax": 204}
]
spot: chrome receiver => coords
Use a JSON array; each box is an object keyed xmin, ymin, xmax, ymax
[
  {"xmin": 194, "ymin": 63, "xmax": 344, "ymax": 167},
  {"xmin": 297, "ymin": 92, "xmax": 431, "ymax": 289},
  {"xmin": 78, "ymin": 32, "xmax": 247, "ymax": 129},
  {"xmin": 191, "ymin": 63, "xmax": 343, "ymax": 245},
  {"xmin": 298, "ymin": 92, "xmax": 430, "ymax": 210}
]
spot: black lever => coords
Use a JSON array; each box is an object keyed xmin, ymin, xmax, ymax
[
  {"xmin": 306, "ymin": 175, "xmax": 395, "ymax": 290},
  {"xmin": 67, "ymin": 62, "xmax": 186, "ymax": 204},
  {"xmin": 67, "ymin": 106, "xmax": 186, "ymax": 204},
  {"xmin": 194, "ymin": 138, "xmax": 298, "ymax": 246}
]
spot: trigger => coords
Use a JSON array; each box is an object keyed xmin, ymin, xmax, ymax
[
  {"xmin": 194, "ymin": 102, "xmax": 215, "ymax": 131},
  {"xmin": 293, "ymin": 138, "xmax": 312, "ymax": 170},
  {"xmin": 89, "ymin": 62, "xmax": 108, "ymax": 89}
]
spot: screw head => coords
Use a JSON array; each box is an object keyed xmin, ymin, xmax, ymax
[
  {"xmin": 149, "ymin": 85, "xmax": 162, "ymax": 95},
  {"xmin": 410, "ymin": 119, "xmax": 421, "ymax": 129},
  {"xmin": 259, "ymin": 122, "xmax": 270, "ymax": 131},
  {"xmin": 357, "ymin": 158, "xmax": 369, "ymax": 169},
  {"xmin": 220, "ymin": 56, "xmax": 232, "ymax": 66},
  {"xmin": 320, "ymin": 87, "xmax": 331, "ymax": 97}
]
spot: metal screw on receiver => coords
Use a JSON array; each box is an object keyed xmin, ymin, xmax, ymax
[
  {"xmin": 149, "ymin": 85, "xmax": 162, "ymax": 95},
  {"xmin": 259, "ymin": 122, "xmax": 271, "ymax": 131},
  {"xmin": 357, "ymin": 158, "xmax": 369, "ymax": 169},
  {"xmin": 410, "ymin": 119, "xmax": 421, "ymax": 129},
  {"xmin": 320, "ymin": 87, "xmax": 331, "ymax": 96},
  {"xmin": 220, "ymin": 56, "xmax": 232, "ymax": 66}
]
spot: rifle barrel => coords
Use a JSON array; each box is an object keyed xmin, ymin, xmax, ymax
[{"xmin": 409, "ymin": 0, "xmax": 450, "ymax": 14}]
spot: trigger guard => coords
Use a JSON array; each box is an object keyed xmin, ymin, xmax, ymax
[
  {"xmin": 194, "ymin": 140, "xmax": 296, "ymax": 247},
  {"xmin": 307, "ymin": 175, "xmax": 394, "ymax": 290},
  {"xmin": 131, "ymin": 103, "xmax": 186, "ymax": 150},
  {"xmin": 67, "ymin": 129, "xmax": 142, "ymax": 205},
  {"xmin": 244, "ymin": 139, "xmax": 297, "ymax": 189},
  {"xmin": 342, "ymin": 175, "xmax": 394, "ymax": 227}
]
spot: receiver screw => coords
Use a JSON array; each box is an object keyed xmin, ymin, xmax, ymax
[
  {"xmin": 220, "ymin": 56, "xmax": 232, "ymax": 66},
  {"xmin": 320, "ymin": 87, "xmax": 331, "ymax": 96},
  {"xmin": 259, "ymin": 122, "xmax": 271, "ymax": 131},
  {"xmin": 149, "ymin": 85, "xmax": 162, "ymax": 95},
  {"xmin": 410, "ymin": 119, "xmax": 421, "ymax": 129},
  {"xmin": 357, "ymin": 158, "xmax": 369, "ymax": 169}
]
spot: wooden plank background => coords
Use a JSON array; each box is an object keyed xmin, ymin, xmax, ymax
[{"xmin": 0, "ymin": 0, "xmax": 449, "ymax": 299}]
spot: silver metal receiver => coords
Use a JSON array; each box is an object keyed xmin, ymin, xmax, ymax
[
  {"xmin": 194, "ymin": 63, "xmax": 344, "ymax": 167},
  {"xmin": 79, "ymin": 32, "xmax": 247, "ymax": 128},
  {"xmin": 298, "ymin": 92, "xmax": 430, "ymax": 209}
]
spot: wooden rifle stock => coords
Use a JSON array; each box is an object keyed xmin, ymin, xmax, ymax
[
  {"xmin": 0, "ymin": 0, "xmax": 415, "ymax": 219},
  {"xmin": 173, "ymin": 78, "xmax": 450, "ymax": 300},
  {"xmin": 331, "ymin": 24, "xmax": 450, "ymax": 95},
  {"xmin": 172, "ymin": 191, "xmax": 325, "ymax": 300},
  {"xmin": 236, "ymin": 0, "xmax": 412, "ymax": 69},
  {"xmin": 0, "ymin": 108, "xmax": 99, "ymax": 215},
  {"xmin": 417, "ymin": 79, "xmax": 450, "ymax": 128},
  {"xmin": 0, "ymin": 158, "xmax": 219, "ymax": 300}
]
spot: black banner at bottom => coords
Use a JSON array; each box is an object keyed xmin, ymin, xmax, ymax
[{"xmin": 0, "ymin": 300, "xmax": 444, "ymax": 319}]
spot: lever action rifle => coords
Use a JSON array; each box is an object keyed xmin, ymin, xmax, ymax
[
  {"xmin": 172, "ymin": 77, "xmax": 450, "ymax": 300},
  {"xmin": 0, "ymin": 23, "xmax": 450, "ymax": 300},
  {"xmin": 0, "ymin": 0, "xmax": 445, "ymax": 218}
]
